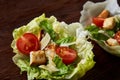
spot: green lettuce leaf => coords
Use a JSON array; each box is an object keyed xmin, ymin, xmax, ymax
[
  {"xmin": 52, "ymin": 56, "xmax": 74, "ymax": 76},
  {"xmin": 13, "ymin": 54, "xmax": 52, "ymax": 80},
  {"xmin": 56, "ymin": 36, "xmax": 76, "ymax": 45},
  {"xmin": 85, "ymin": 25, "xmax": 112, "ymax": 41},
  {"xmin": 39, "ymin": 20, "xmax": 58, "ymax": 41}
]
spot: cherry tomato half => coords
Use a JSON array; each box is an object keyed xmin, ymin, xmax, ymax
[
  {"xmin": 16, "ymin": 33, "xmax": 40, "ymax": 55},
  {"xmin": 56, "ymin": 47, "xmax": 77, "ymax": 65},
  {"xmin": 114, "ymin": 31, "xmax": 120, "ymax": 44},
  {"xmin": 92, "ymin": 17, "xmax": 104, "ymax": 27}
]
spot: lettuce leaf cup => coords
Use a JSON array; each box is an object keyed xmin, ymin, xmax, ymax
[
  {"xmin": 11, "ymin": 14, "xmax": 95, "ymax": 80},
  {"xmin": 80, "ymin": 0, "xmax": 120, "ymax": 57}
]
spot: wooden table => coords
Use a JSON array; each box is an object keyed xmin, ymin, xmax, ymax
[{"xmin": 0, "ymin": 0, "xmax": 120, "ymax": 80}]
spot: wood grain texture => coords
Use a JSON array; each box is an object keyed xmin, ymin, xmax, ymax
[{"xmin": 0, "ymin": 0, "xmax": 120, "ymax": 80}]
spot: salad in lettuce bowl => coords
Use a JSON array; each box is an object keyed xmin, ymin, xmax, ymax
[
  {"xmin": 11, "ymin": 14, "xmax": 95, "ymax": 80},
  {"xmin": 80, "ymin": 0, "xmax": 120, "ymax": 57}
]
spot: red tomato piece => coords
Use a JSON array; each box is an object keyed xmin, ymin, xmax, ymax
[
  {"xmin": 114, "ymin": 31, "xmax": 120, "ymax": 44},
  {"xmin": 92, "ymin": 17, "xmax": 104, "ymax": 27},
  {"xmin": 16, "ymin": 33, "xmax": 40, "ymax": 55},
  {"xmin": 56, "ymin": 47, "xmax": 77, "ymax": 65}
]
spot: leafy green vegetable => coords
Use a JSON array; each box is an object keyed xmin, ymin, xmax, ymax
[
  {"xmin": 85, "ymin": 25, "xmax": 109, "ymax": 41},
  {"xmin": 56, "ymin": 36, "xmax": 76, "ymax": 44},
  {"xmin": 105, "ymin": 30, "xmax": 115, "ymax": 37},
  {"xmin": 53, "ymin": 56, "xmax": 74, "ymax": 76},
  {"xmin": 39, "ymin": 20, "xmax": 57, "ymax": 41},
  {"xmin": 112, "ymin": 16, "xmax": 120, "ymax": 33},
  {"xmin": 12, "ymin": 54, "xmax": 51, "ymax": 80},
  {"xmin": 92, "ymin": 33, "xmax": 109, "ymax": 41},
  {"xmin": 85, "ymin": 25, "xmax": 99, "ymax": 33}
]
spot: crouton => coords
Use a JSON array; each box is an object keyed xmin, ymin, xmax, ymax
[
  {"xmin": 30, "ymin": 50, "xmax": 46, "ymax": 66},
  {"xmin": 98, "ymin": 9, "xmax": 110, "ymax": 18},
  {"xmin": 103, "ymin": 17, "xmax": 115, "ymax": 30},
  {"xmin": 106, "ymin": 38, "xmax": 119, "ymax": 46}
]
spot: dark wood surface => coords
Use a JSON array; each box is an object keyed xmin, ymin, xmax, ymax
[{"xmin": 0, "ymin": 0, "xmax": 120, "ymax": 80}]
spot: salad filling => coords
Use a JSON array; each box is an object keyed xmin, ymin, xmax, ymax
[
  {"xmin": 85, "ymin": 9, "xmax": 120, "ymax": 57},
  {"xmin": 11, "ymin": 14, "xmax": 95, "ymax": 80},
  {"xmin": 86, "ymin": 9, "xmax": 120, "ymax": 46},
  {"xmin": 80, "ymin": 0, "xmax": 120, "ymax": 57}
]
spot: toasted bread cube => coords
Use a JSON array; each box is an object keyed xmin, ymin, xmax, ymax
[
  {"xmin": 103, "ymin": 17, "xmax": 115, "ymax": 30},
  {"xmin": 106, "ymin": 38, "xmax": 119, "ymax": 46},
  {"xmin": 30, "ymin": 50, "xmax": 46, "ymax": 66},
  {"xmin": 98, "ymin": 9, "xmax": 109, "ymax": 18}
]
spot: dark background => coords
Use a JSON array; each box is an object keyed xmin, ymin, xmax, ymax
[{"xmin": 0, "ymin": 0, "xmax": 120, "ymax": 80}]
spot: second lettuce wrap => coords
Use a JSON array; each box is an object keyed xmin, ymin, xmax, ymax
[{"xmin": 80, "ymin": 0, "xmax": 120, "ymax": 57}]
